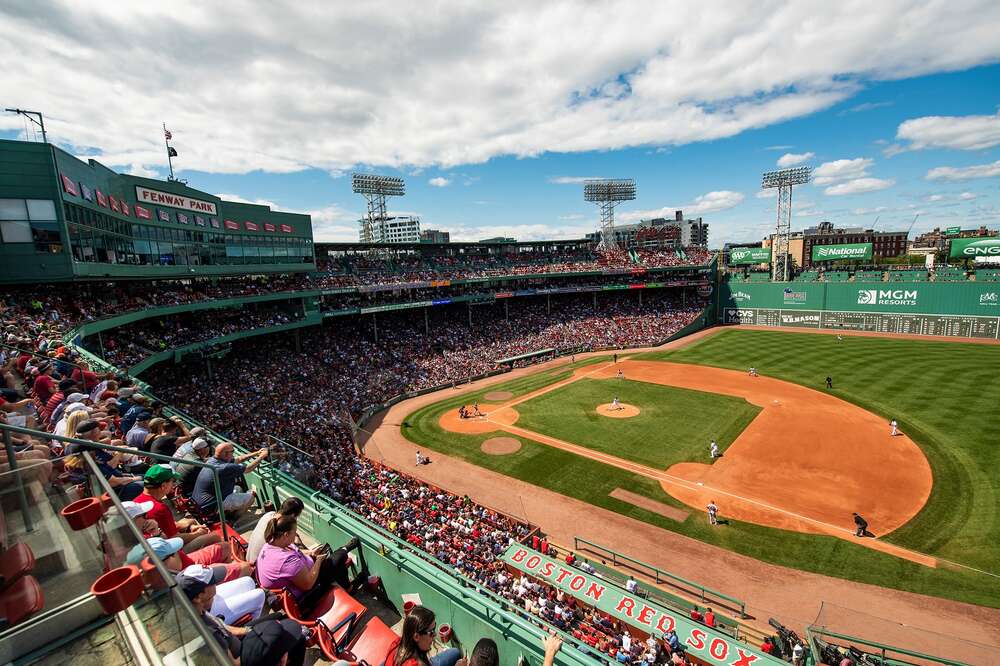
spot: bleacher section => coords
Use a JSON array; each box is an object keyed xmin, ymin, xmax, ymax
[
  {"xmin": 889, "ymin": 268, "xmax": 928, "ymax": 282},
  {"xmin": 793, "ymin": 271, "xmax": 820, "ymax": 282},
  {"xmin": 852, "ymin": 270, "xmax": 884, "ymax": 283},
  {"xmin": 933, "ymin": 267, "xmax": 968, "ymax": 282},
  {"xmin": 824, "ymin": 271, "xmax": 851, "ymax": 282},
  {"xmin": 975, "ymin": 268, "xmax": 1000, "ymax": 282}
]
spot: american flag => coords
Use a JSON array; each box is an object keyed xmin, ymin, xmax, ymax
[{"xmin": 164, "ymin": 128, "xmax": 172, "ymax": 140}]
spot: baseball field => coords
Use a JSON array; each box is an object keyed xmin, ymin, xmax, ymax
[{"xmin": 400, "ymin": 328, "xmax": 1000, "ymax": 608}]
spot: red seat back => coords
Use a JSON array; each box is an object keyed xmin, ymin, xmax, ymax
[{"xmin": 1, "ymin": 575, "xmax": 44, "ymax": 626}]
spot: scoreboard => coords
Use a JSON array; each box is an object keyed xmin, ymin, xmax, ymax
[{"xmin": 723, "ymin": 307, "xmax": 999, "ymax": 339}]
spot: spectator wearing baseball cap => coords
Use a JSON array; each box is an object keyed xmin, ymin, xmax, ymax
[
  {"xmin": 134, "ymin": 464, "xmax": 223, "ymax": 553},
  {"xmin": 240, "ymin": 616, "xmax": 307, "ymax": 666},
  {"xmin": 176, "ymin": 563, "xmax": 266, "ymax": 628},
  {"xmin": 175, "ymin": 436, "xmax": 212, "ymax": 497},
  {"xmin": 31, "ymin": 361, "xmax": 57, "ymax": 405},
  {"xmin": 68, "ymin": 421, "xmax": 144, "ymax": 501}
]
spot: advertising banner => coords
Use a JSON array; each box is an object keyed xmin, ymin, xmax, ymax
[
  {"xmin": 503, "ymin": 546, "xmax": 778, "ymax": 666},
  {"xmin": 728, "ymin": 247, "xmax": 771, "ymax": 265},
  {"xmin": 945, "ymin": 226, "xmax": 961, "ymax": 235},
  {"xmin": 811, "ymin": 243, "xmax": 872, "ymax": 262},
  {"xmin": 950, "ymin": 237, "xmax": 1000, "ymax": 259}
]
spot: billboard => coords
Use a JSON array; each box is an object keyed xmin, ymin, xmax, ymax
[
  {"xmin": 950, "ymin": 237, "xmax": 1000, "ymax": 259},
  {"xmin": 811, "ymin": 242, "xmax": 873, "ymax": 262},
  {"xmin": 728, "ymin": 247, "xmax": 771, "ymax": 265}
]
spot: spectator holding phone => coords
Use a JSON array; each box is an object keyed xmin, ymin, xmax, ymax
[{"xmin": 255, "ymin": 515, "xmax": 358, "ymax": 614}]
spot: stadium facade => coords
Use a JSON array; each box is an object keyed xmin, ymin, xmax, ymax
[{"xmin": 0, "ymin": 138, "xmax": 315, "ymax": 283}]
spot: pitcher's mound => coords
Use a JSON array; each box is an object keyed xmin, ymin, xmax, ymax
[
  {"xmin": 481, "ymin": 437, "xmax": 522, "ymax": 455},
  {"xmin": 484, "ymin": 391, "xmax": 514, "ymax": 402},
  {"xmin": 596, "ymin": 403, "xmax": 640, "ymax": 418}
]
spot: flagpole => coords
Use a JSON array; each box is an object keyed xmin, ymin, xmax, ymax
[{"xmin": 163, "ymin": 121, "xmax": 175, "ymax": 181}]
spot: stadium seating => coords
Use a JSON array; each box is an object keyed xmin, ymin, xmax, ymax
[
  {"xmin": 976, "ymin": 268, "xmax": 1000, "ymax": 282},
  {"xmin": 824, "ymin": 271, "xmax": 851, "ymax": 282},
  {"xmin": 933, "ymin": 267, "xmax": 968, "ymax": 282},
  {"xmin": 889, "ymin": 269, "xmax": 928, "ymax": 282},
  {"xmin": 853, "ymin": 270, "xmax": 884, "ymax": 283}
]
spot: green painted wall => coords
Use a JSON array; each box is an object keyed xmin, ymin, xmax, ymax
[{"xmin": 719, "ymin": 281, "xmax": 1000, "ymax": 338}]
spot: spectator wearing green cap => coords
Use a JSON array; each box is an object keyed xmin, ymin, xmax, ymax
[{"xmin": 134, "ymin": 464, "xmax": 222, "ymax": 553}]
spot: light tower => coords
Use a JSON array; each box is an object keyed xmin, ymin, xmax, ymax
[
  {"xmin": 761, "ymin": 166, "xmax": 811, "ymax": 281},
  {"xmin": 584, "ymin": 178, "xmax": 636, "ymax": 251},
  {"xmin": 352, "ymin": 173, "xmax": 405, "ymax": 243}
]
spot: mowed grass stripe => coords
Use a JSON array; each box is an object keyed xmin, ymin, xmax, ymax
[
  {"xmin": 402, "ymin": 354, "xmax": 1000, "ymax": 607},
  {"xmin": 515, "ymin": 378, "xmax": 760, "ymax": 469},
  {"xmin": 641, "ymin": 329, "xmax": 1000, "ymax": 572}
]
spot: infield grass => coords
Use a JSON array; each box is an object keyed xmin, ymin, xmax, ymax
[
  {"xmin": 402, "ymin": 350, "xmax": 1000, "ymax": 608},
  {"xmin": 515, "ymin": 378, "xmax": 760, "ymax": 469}
]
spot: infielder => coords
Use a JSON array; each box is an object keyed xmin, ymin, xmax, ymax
[
  {"xmin": 617, "ymin": 369, "xmax": 624, "ymax": 380},
  {"xmin": 890, "ymin": 419, "xmax": 898, "ymax": 436},
  {"xmin": 707, "ymin": 501, "xmax": 719, "ymax": 526},
  {"xmin": 709, "ymin": 440, "xmax": 719, "ymax": 459}
]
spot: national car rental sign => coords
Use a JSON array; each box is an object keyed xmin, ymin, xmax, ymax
[
  {"xmin": 135, "ymin": 185, "xmax": 218, "ymax": 215},
  {"xmin": 502, "ymin": 545, "xmax": 780, "ymax": 666}
]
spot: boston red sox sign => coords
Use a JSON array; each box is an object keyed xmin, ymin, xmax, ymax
[{"xmin": 502, "ymin": 545, "xmax": 782, "ymax": 666}]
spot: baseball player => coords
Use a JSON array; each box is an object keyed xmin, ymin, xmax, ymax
[
  {"xmin": 709, "ymin": 440, "xmax": 719, "ymax": 459},
  {"xmin": 707, "ymin": 501, "xmax": 719, "ymax": 526},
  {"xmin": 825, "ymin": 376, "xmax": 833, "ymax": 389},
  {"xmin": 610, "ymin": 396, "xmax": 622, "ymax": 411},
  {"xmin": 617, "ymin": 368, "xmax": 624, "ymax": 380},
  {"xmin": 890, "ymin": 419, "xmax": 898, "ymax": 436},
  {"xmin": 852, "ymin": 512, "xmax": 868, "ymax": 537},
  {"xmin": 613, "ymin": 353, "xmax": 618, "ymax": 364}
]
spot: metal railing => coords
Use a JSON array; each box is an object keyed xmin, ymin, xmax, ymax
[
  {"xmin": 77, "ymin": 450, "xmax": 232, "ymax": 665},
  {"xmin": 573, "ymin": 536, "xmax": 747, "ymax": 618},
  {"xmin": 1, "ymin": 422, "xmax": 233, "ymax": 541},
  {"xmin": 806, "ymin": 627, "xmax": 970, "ymax": 666}
]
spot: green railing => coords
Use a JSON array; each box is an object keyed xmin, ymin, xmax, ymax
[
  {"xmin": 806, "ymin": 627, "xmax": 969, "ymax": 666},
  {"xmin": 573, "ymin": 536, "xmax": 747, "ymax": 618}
]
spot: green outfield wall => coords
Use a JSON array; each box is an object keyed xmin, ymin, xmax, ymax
[{"xmin": 719, "ymin": 281, "xmax": 1000, "ymax": 339}]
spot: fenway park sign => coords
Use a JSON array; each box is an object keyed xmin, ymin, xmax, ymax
[
  {"xmin": 503, "ymin": 546, "xmax": 780, "ymax": 666},
  {"xmin": 135, "ymin": 185, "xmax": 218, "ymax": 215}
]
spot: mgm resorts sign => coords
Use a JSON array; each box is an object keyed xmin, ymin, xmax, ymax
[{"xmin": 857, "ymin": 288, "xmax": 918, "ymax": 307}]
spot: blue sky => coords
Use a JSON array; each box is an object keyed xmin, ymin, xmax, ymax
[{"xmin": 2, "ymin": 2, "xmax": 999, "ymax": 246}]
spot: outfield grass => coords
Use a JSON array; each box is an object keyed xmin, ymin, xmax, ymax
[
  {"xmin": 515, "ymin": 377, "xmax": 760, "ymax": 469},
  {"xmin": 401, "ymin": 351, "xmax": 1000, "ymax": 608},
  {"xmin": 640, "ymin": 329, "xmax": 1000, "ymax": 574}
]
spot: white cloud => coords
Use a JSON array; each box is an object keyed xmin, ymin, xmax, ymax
[
  {"xmin": 764, "ymin": 145, "xmax": 794, "ymax": 151},
  {"xmin": 776, "ymin": 151, "xmax": 814, "ymax": 167},
  {"xmin": 823, "ymin": 177, "xmax": 895, "ymax": 196},
  {"xmin": 449, "ymin": 222, "xmax": 592, "ymax": 242},
  {"xmin": 926, "ymin": 194, "xmax": 944, "ymax": 202},
  {"xmin": 839, "ymin": 100, "xmax": 893, "ymax": 115},
  {"xmin": 4, "ymin": 3, "xmax": 1000, "ymax": 175},
  {"xmin": 959, "ymin": 191, "xmax": 977, "ymax": 200},
  {"xmin": 558, "ymin": 213, "xmax": 585, "ymax": 220},
  {"xmin": 892, "ymin": 111, "xmax": 1000, "ymax": 153},
  {"xmin": 755, "ymin": 189, "xmax": 774, "ymax": 199},
  {"xmin": 926, "ymin": 160, "xmax": 1000, "ymax": 181},
  {"xmin": 852, "ymin": 206, "xmax": 888, "ymax": 215},
  {"xmin": 428, "ymin": 177, "xmax": 451, "ymax": 187},
  {"xmin": 620, "ymin": 190, "xmax": 745, "ymax": 222},
  {"xmin": 549, "ymin": 176, "xmax": 605, "ymax": 185},
  {"xmin": 813, "ymin": 157, "xmax": 873, "ymax": 185},
  {"xmin": 123, "ymin": 163, "xmax": 160, "ymax": 178},
  {"xmin": 213, "ymin": 192, "xmax": 282, "ymax": 208}
]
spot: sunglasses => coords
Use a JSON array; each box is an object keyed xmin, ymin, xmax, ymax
[{"xmin": 418, "ymin": 625, "xmax": 437, "ymax": 636}]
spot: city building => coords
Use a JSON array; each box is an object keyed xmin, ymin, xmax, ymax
[
  {"xmin": 762, "ymin": 220, "xmax": 907, "ymax": 269},
  {"xmin": 585, "ymin": 210, "xmax": 708, "ymax": 248},
  {"xmin": 0, "ymin": 138, "xmax": 314, "ymax": 283},
  {"xmin": 358, "ymin": 215, "xmax": 421, "ymax": 243},
  {"xmin": 910, "ymin": 225, "xmax": 997, "ymax": 253},
  {"xmin": 479, "ymin": 236, "xmax": 516, "ymax": 244},
  {"xmin": 420, "ymin": 228, "xmax": 450, "ymax": 243}
]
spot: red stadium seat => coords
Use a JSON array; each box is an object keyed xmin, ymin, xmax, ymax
[
  {"xmin": 0, "ymin": 575, "xmax": 44, "ymax": 626},
  {"xmin": 284, "ymin": 585, "xmax": 366, "ymax": 632},
  {"xmin": 0, "ymin": 543, "xmax": 35, "ymax": 590},
  {"xmin": 323, "ymin": 616, "xmax": 399, "ymax": 665}
]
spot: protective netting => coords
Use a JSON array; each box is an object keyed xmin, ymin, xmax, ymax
[{"xmin": 809, "ymin": 602, "xmax": 998, "ymax": 665}]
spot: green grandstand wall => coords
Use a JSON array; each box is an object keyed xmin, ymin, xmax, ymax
[{"xmin": 719, "ymin": 281, "xmax": 1000, "ymax": 338}]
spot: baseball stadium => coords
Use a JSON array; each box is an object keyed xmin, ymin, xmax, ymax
[{"xmin": 1, "ymin": 134, "xmax": 999, "ymax": 666}]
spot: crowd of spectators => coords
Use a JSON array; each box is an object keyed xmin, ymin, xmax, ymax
[
  {"xmin": 89, "ymin": 307, "xmax": 301, "ymax": 368},
  {"xmin": 149, "ymin": 292, "xmax": 706, "ymax": 492}
]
